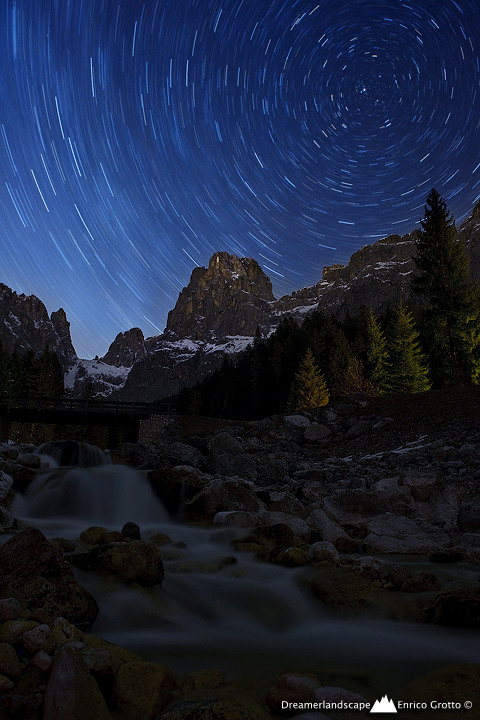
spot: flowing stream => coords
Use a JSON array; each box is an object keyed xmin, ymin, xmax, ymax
[{"xmin": 9, "ymin": 443, "xmax": 480, "ymax": 699}]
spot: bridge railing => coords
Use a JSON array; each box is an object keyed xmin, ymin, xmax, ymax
[{"xmin": 0, "ymin": 396, "xmax": 176, "ymax": 416}]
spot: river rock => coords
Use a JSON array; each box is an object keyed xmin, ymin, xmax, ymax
[
  {"xmin": 265, "ymin": 673, "xmax": 320, "ymax": 710},
  {"xmin": 380, "ymin": 564, "xmax": 412, "ymax": 589},
  {"xmin": 407, "ymin": 664, "xmax": 480, "ymax": 711},
  {"xmin": 0, "ymin": 506, "xmax": 15, "ymax": 530},
  {"xmin": 0, "ymin": 527, "xmax": 98, "ymax": 630},
  {"xmin": 186, "ymin": 477, "xmax": 264, "ymax": 521},
  {"xmin": 0, "ymin": 470, "xmax": 13, "ymax": 501},
  {"xmin": 213, "ymin": 510, "xmax": 258, "ymax": 527},
  {"xmin": 304, "ymin": 423, "xmax": 331, "ymax": 442},
  {"xmin": 72, "ymin": 540, "xmax": 165, "ymax": 586},
  {"xmin": 163, "ymin": 441, "xmax": 204, "ymax": 468},
  {"xmin": 182, "ymin": 669, "xmax": 225, "ymax": 692},
  {"xmin": 402, "ymin": 472, "xmax": 438, "ymax": 501},
  {"xmin": 0, "ymin": 620, "xmax": 39, "ymax": 644},
  {"xmin": 307, "ymin": 509, "xmax": 359, "ymax": 552},
  {"xmin": 455, "ymin": 532, "xmax": 480, "ymax": 562},
  {"xmin": 308, "ymin": 541, "xmax": 340, "ymax": 564},
  {"xmin": 421, "ymin": 588, "xmax": 480, "ymax": 628},
  {"xmin": 206, "ymin": 453, "xmax": 257, "ymax": 479},
  {"xmin": 0, "ymin": 597, "xmax": 22, "ymax": 622},
  {"xmin": 301, "ymin": 565, "xmax": 386, "ymax": 617},
  {"xmin": 457, "ymin": 502, "xmax": 480, "ymax": 532},
  {"xmin": 400, "ymin": 570, "xmax": 441, "ymax": 593},
  {"xmin": 345, "ymin": 420, "xmax": 371, "ymax": 439},
  {"xmin": 208, "ymin": 432, "xmax": 244, "ymax": 455},
  {"xmin": 266, "ymin": 674, "xmax": 369, "ymax": 719},
  {"xmin": 159, "ymin": 693, "xmax": 270, "ymax": 720},
  {"xmin": 22, "ymin": 624, "xmax": 56, "ymax": 654},
  {"xmin": 257, "ymin": 510, "xmax": 310, "ymax": 539},
  {"xmin": 251, "ymin": 523, "xmax": 295, "ymax": 547},
  {"xmin": 31, "ymin": 650, "xmax": 53, "ymax": 672},
  {"xmin": 0, "ymin": 643, "xmax": 21, "ymax": 677},
  {"xmin": 43, "ymin": 644, "xmax": 111, "ymax": 720},
  {"xmin": 149, "ymin": 466, "xmax": 212, "ymax": 515},
  {"xmin": 113, "ymin": 661, "xmax": 176, "ymax": 719},
  {"xmin": 121, "ymin": 521, "xmax": 141, "ymax": 540},
  {"xmin": 284, "ymin": 414, "xmax": 311, "ymax": 429},
  {"xmin": 80, "ymin": 526, "xmax": 124, "ymax": 545},
  {"xmin": 363, "ymin": 515, "xmax": 451, "ymax": 554}
]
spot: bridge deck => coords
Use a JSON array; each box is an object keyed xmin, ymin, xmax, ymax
[{"xmin": 0, "ymin": 396, "xmax": 176, "ymax": 441}]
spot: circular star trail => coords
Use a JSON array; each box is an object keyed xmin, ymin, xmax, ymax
[{"xmin": 1, "ymin": 0, "xmax": 480, "ymax": 357}]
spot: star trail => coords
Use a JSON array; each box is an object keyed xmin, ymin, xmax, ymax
[{"xmin": 1, "ymin": 0, "xmax": 480, "ymax": 357}]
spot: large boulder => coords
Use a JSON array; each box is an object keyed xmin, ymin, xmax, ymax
[
  {"xmin": 300, "ymin": 565, "xmax": 388, "ymax": 617},
  {"xmin": 0, "ymin": 528, "xmax": 98, "ymax": 630},
  {"xmin": 113, "ymin": 662, "xmax": 175, "ymax": 719},
  {"xmin": 149, "ymin": 466, "xmax": 212, "ymax": 515},
  {"xmin": 71, "ymin": 540, "xmax": 165, "ymax": 586},
  {"xmin": 43, "ymin": 645, "xmax": 111, "ymax": 720},
  {"xmin": 363, "ymin": 515, "xmax": 451, "ymax": 555},
  {"xmin": 185, "ymin": 478, "xmax": 264, "ymax": 521},
  {"xmin": 457, "ymin": 502, "xmax": 480, "ymax": 533},
  {"xmin": 307, "ymin": 509, "xmax": 359, "ymax": 552},
  {"xmin": 421, "ymin": 588, "xmax": 480, "ymax": 629}
]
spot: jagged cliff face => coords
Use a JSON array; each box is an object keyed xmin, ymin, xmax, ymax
[
  {"xmin": 275, "ymin": 231, "xmax": 420, "ymax": 323},
  {"xmin": 101, "ymin": 327, "xmax": 146, "ymax": 368},
  {"xmin": 165, "ymin": 251, "xmax": 274, "ymax": 340},
  {"xmin": 0, "ymin": 284, "xmax": 77, "ymax": 370},
  {"xmin": 6, "ymin": 199, "xmax": 480, "ymax": 402}
]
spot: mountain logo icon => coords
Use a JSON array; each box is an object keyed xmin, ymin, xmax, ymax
[{"xmin": 370, "ymin": 695, "xmax": 397, "ymax": 713}]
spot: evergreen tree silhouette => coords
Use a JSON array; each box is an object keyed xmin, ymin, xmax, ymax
[
  {"xmin": 365, "ymin": 308, "xmax": 389, "ymax": 393},
  {"xmin": 384, "ymin": 302, "xmax": 430, "ymax": 394},
  {"xmin": 413, "ymin": 188, "xmax": 480, "ymax": 386},
  {"xmin": 287, "ymin": 348, "xmax": 330, "ymax": 411}
]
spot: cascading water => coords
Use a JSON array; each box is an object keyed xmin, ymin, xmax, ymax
[{"xmin": 10, "ymin": 441, "xmax": 480, "ymax": 700}]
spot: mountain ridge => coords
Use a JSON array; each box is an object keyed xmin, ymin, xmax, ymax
[{"xmin": 2, "ymin": 197, "xmax": 480, "ymax": 400}]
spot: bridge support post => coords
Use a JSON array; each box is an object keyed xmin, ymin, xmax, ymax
[{"xmin": 0, "ymin": 416, "xmax": 11, "ymax": 443}]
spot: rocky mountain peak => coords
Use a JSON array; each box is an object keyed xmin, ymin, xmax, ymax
[
  {"xmin": 101, "ymin": 327, "xmax": 146, "ymax": 368},
  {"xmin": 0, "ymin": 284, "xmax": 77, "ymax": 370},
  {"xmin": 165, "ymin": 251, "xmax": 275, "ymax": 340}
]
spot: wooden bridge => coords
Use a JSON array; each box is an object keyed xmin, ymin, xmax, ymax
[{"xmin": 0, "ymin": 396, "xmax": 176, "ymax": 443}]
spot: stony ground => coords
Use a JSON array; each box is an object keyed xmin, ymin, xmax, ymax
[{"xmin": 1, "ymin": 387, "xmax": 480, "ymax": 720}]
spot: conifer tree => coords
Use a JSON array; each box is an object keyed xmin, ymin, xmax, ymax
[
  {"xmin": 0, "ymin": 339, "xmax": 11, "ymax": 395},
  {"xmin": 8, "ymin": 352, "xmax": 23, "ymax": 397},
  {"xmin": 365, "ymin": 308, "xmax": 388, "ymax": 393},
  {"xmin": 413, "ymin": 188, "xmax": 480, "ymax": 386},
  {"xmin": 384, "ymin": 302, "xmax": 430, "ymax": 394},
  {"xmin": 37, "ymin": 348, "xmax": 64, "ymax": 397},
  {"xmin": 328, "ymin": 327, "xmax": 351, "ymax": 396},
  {"xmin": 287, "ymin": 348, "xmax": 330, "ymax": 411}
]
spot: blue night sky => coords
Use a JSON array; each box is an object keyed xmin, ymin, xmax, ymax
[{"xmin": 1, "ymin": 0, "xmax": 480, "ymax": 358}]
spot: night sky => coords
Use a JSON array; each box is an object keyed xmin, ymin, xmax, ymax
[{"xmin": 1, "ymin": 0, "xmax": 480, "ymax": 358}]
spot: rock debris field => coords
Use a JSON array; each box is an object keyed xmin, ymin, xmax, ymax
[{"xmin": 1, "ymin": 386, "xmax": 480, "ymax": 719}]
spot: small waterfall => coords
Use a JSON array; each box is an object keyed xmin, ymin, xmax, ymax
[
  {"xmin": 36, "ymin": 440, "xmax": 111, "ymax": 467},
  {"xmin": 13, "ymin": 440, "xmax": 169, "ymax": 527},
  {"xmin": 9, "ymin": 439, "xmax": 480, "ymax": 696}
]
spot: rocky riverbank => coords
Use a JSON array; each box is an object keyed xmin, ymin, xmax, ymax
[{"xmin": 1, "ymin": 387, "xmax": 480, "ymax": 718}]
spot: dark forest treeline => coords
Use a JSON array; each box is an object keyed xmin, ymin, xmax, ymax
[
  {"xmin": 176, "ymin": 307, "xmax": 403, "ymax": 419},
  {"xmin": 0, "ymin": 343, "xmax": 122, "ymax": 446},
  {"xmin": 179, "ymin": 189, "xmax": 480, "ymax": 420},
  {"xmin": 0, "ymin": 343, "xmax": 64, "ymax": 399}
]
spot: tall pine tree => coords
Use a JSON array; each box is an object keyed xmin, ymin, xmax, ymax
[
  {"xmin": 384, "ymin": 302, "xmax": 430, "ymax": 395},
  {"xmin": 365, "ymin": 308, "xmax": 388, "ymax": 393},
  {"xmin": 287, "ymin": 348, "xmax": 330, "ymax": 411},
  {"xmin": 413, "ymin": 188, "xmax": 480, "ymax": 386}
]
